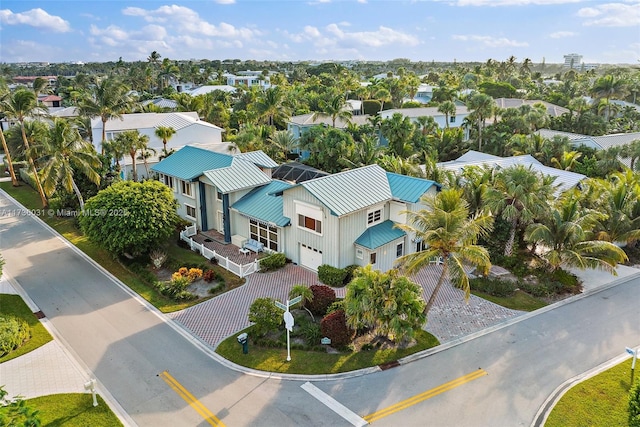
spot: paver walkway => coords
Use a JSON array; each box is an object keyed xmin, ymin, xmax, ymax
[{"xmin": 168, "ymin": 264, "xmax": 523, "ymax": 348}]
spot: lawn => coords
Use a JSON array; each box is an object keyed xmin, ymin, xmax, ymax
[
  {"xmin": 0, "ymin": 182, "xmax": 240, "ymax": 313},
  {"xmin": 546, "ymin": 358, "xmax": 636, "ymax": 427},
  {"xmin": 216, "ymin": 327, "xmax": 440, "ymax": 374},
  {"xmin": 0, "ymin": 294, "xmax": 52, "ymax": 363},
  {"xmin": 471, "ymin": 289, "xmax": 547, "ymax": 312},
  {"xmin": 26, "ymin": 393, "xmax": 123, "ymax": 426}
]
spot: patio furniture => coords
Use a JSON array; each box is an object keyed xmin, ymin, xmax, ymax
[
  {"xmin": 239, "ymin": 247, "xmax": 250, "ymax": 256},
  {"xmin": 243, "ymin": 238, "xmax": 264, "ymax": 253}
]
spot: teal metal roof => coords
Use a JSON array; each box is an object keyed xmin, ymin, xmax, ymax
[
  {"xmin": 151, "ymin": 145, "xmax": 232, "ymax": 181},
  {"xmin": 354, "ymin": 220, "xmax": 406, "ymax": 250},
  {"xmin": 231, "ymin": 180, "xmax": 293, "ymax": 227},
  {"xmin": 203, "ymin": 158, "xmax": 271, "ymax": 193},
  {"xmin": 235, "ymin": 150, "xmax": 278, "ymax": 168},
  {"xmin": 301, "ymin": 165, "xmax": 391, "ymax": 216},
  {"xmin": 386, "ymin": 172, "xmax": 441, "ymax": 203}
]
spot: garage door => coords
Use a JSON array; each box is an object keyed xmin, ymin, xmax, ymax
[{"xmin": 299, "ymin": 243, "xmax": 323, "ymax": 271}]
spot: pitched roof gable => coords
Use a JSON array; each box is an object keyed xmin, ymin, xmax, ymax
[
  {"xmin": 355, "ymin": 220, "xmax": 406, "ymax": 250},
  {"xmin": 151, "ymin": 145, "xmax": 232, "ymax": 181},
  {"xmin": 203, "ymin": 158, "xmax": 271, "ymax": 193},
  {"xmin": 386, "ymin": 172, "xmax": 440, "ymax": 203},
  {"xmin": 231, "ymin": 180, "xmax": 293, "ymax": 227}
]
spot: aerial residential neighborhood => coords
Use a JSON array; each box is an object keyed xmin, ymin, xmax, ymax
[{"xmin": 1, "ymin": 1, "xmax": 639, "ymax": 426}]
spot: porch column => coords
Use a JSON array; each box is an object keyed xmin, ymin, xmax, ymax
[
  {"xmin": 199, "ymin": 181, "xmax": 208, "ymax": 231},
  {"xmin": 222, "ymin": 193, "xmax": 231, "ymax": 243}
]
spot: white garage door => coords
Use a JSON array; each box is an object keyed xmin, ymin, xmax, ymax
[{"xmin": 299, "ymin": 243, "xmax": 323, "ymax": 271}]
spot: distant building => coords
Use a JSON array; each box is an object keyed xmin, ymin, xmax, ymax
[{"xmin": 563, "ymin": 54, "xmax": 582, "ymax": 69}]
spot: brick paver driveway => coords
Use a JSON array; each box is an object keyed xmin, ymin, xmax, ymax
[{"xmin": 168, "ymin": 264, "xmax": 522, "ymax": 348}]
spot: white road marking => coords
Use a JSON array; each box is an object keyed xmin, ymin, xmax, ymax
[{"xmin": 301, "ymin": 382, "xmax": 368, "ymax": 427}]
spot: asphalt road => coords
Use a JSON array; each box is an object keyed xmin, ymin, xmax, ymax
[{"xmin": 2, "ymin": 189, "xmax": 639, "ymax": 427}]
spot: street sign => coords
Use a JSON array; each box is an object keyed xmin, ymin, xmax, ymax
[
  {"xmin": 626, "ymin": 347, "xmax": 637, "ymax": 356},
  {"xmin": 284, "ymin": 311, "xmax": 294, "ymax": 332},
  {"xmin": 289, "ymin": 295, "xmax": 302, "ymax": 306},
  {"xmin": 274, "ymin": 301, "xmax": 287, "ymax": 311}
]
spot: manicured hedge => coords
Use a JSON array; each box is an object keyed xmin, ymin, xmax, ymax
[
  {"xmin": 318, "ymin": 264, "xmax": 347, "ymax": 287},
  {"xmin": 320, "ymin": 310, "xmax": 353, "ymax": 347}
]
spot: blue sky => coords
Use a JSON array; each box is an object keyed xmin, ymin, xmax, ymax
[{"xmin": 1, "ymin": 0, "xmax": 638, "ymax": 65}]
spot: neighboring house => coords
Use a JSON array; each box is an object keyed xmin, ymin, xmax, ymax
[
  {"xmin": 153, "ymin": 150, "xmax": 441, "ymax": 273},
  {"xmin": 406, "ymin": 83, "xmax": 435, "ymax": 104},
  {"xmin": 379, "ymin": 106, "xmax": 471, "ymax": 135},
  {"xmin": 90, "ymin": 112, "xmax": 224, "ymax": 152},
  {"xmin": 38, "ymin": 95, "xmax": 62, "ymax": 108},
  {"xmin": 186, "ymin": 85, "xmax": 237, "ymax": 97},
  {"xmin": 49, "ymin": 106, "xmax": 79, "ymax": 118},
  {"xmin": 287, "ymin": 113, "xmax": 370, "ymax": 140},
  {"xmin": 141, "ymin": 98, "xmax": 178, "ymax": 110},
  {"xmin": 436, "ymin": 150, "xmax": 586, "ymax": 194},
  {"xmin": 225, "ymin": 72, "xmax": 271, "ymax": 89},
  {"xmin": 537, "ymin": 129, "xmax": 640, "ymax": 168},
  {"xmin": 493, "ymin": 98, "xmax": 569, "ymax": 118}
]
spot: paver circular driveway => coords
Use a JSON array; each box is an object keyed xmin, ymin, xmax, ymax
[{"xmin": 168, "ymin": 264, "xmax": 522, "ymax": 348}]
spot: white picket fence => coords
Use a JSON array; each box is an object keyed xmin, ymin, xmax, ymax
[{"xmin": 179, "ymin": 226, "xmax": 260, "ymax": 278}]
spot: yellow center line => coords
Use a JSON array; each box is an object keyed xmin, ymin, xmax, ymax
[
  {"xmin": 364, "ymin": 369, "xmax": 488, "ymax": 423},
  {"xmin": 159, "ymin": 371, "xmax": 226, "ymax": 427}
]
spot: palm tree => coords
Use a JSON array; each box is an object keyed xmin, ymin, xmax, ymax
[
  {"xmin": 0, "ymin": 86, "xmax": 19, "ymax": 186},
  {"xmin": 396, "ymin": 188, "xmax": 492, "ymax": 316},
  {"xmin": 154, "ymin": 126, "xmax": 176, "ymax": 155},
  {"xmin": 114, "ymin": 130, "xmax": 149, "ymax": 182},
  {"xmin": 485, "ymin": 165, "xmax": 556, "ymax": 256},
  {"xmin": 253, "ymin": 86, "xmax": 289, "ymax": 127},
  {"xmin": 288, "ymin": 284, "xmax": 315, "ymax": 321},
  {"xmin": 102, "ymin": 137, "xmax": 127, "ymax": 172},
  {"xmin": 267, "ymin": 130, "xmax": 298, "ymax": 162},
  {"xmin": 591, "ymin": 75, "xmax": 628, "ymax": 121},
  {"xmin": 0, "ymin": 89, "xmax": 48, "ymax": 206},
  {"xmin": 551, "ymin": 151, "xmax": 582, "ymax": 171},
  {"xmin": 525, "ymin": 195, "xmax": 627, "ymax": 273},
  {"xmin": 467, "ymin": 93, "xmax": 495, "ymax": 151},
  {"xmin": 39, "ymin": 119, "xmax": 101, "ymax": 209},
  {"xmin": 311, "ymin": 93, "xmax": 352, "ymax": 128},
  {"xmin": 437, "ymin": 101, "xmax": 457, "ymax": 129},
  {"xmin": 78, "ymin": 77, "xmax": 132, "ymax": 153},
  {"xmin": 137, "ymin": 146, "xmax": 157, "ymax": 178}
]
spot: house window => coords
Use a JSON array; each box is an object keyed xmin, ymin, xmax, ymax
[
  {"xmin": 370, "ymin": 252, "xmax": 377, "ymax": 265},
  {"xmin": 450, "ymin": 116, "xmax": 456, "ymax": 123},
  {"xmin": 185, "ymin": 204, "xmax": 197, "ymax": 220},
  {"xmin": 217, "ymin": 190, "xmax": 223, "ymax": 201},
  {"xmin": 416, "ymin": 241, "xmax": 427, "ymax": 252},
  {"xmin": 298, "ymin": 214, "xmax": 322, "ymax": 234},
  {"xmin": 159, "ymin": 174, "xmax": 174, "ymax": 191},
  {"xmin": 396, "ymin": 243, "xmax": 404, "ymax": 257},
  {"xmin": 367, "ymin": 207, "xmax": 383, "ymax": 226},
  {"xmin": 356, "ymin": 249, "xmax": 363, "ymax": 259},
  {"xmin": 181, "ymin": 180, "xmax": 193, "ymax": 197},
  {"xmin": 250, "ymin": 219, "xmax": 278, "ymax": 251}
]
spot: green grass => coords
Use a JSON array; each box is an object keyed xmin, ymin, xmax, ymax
[
  {"xmin": 546, "ymin": 358, "xmax": 636, "ymax": 427},
  {"xmin": 26, "ymin": 393, "xmax": 123, "ymax": 426},
  {"xmin": 216, "ymin": 328, "xmax": 440, "ymax": 374},
  {"xmin": 0, "ymin": 182, "xmax": 231, "ymax": 313},
  {"xmin": 0, "ymin": 294, "xmax": 52, "ymax": 363},
  {"xmin": 471, "ymin": 289, "xmax": 548, "ymax": 311}
]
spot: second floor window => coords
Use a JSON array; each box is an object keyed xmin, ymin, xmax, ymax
[
  {"xmin": 367, "ymin": 208, "xmax": 382, "ymax": 226},
  {"xmin": 181, "ymin": 180, "xmax": 193, "ymax": 197},
  {"xmin": 298, "ymin": 214, "xmax": 322, "ymax": 234}
]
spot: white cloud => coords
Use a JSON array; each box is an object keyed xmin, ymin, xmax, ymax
[
  {"xmin": 455, "ymin": 0, "xmax": 581, "ymax": 5},
  {"xmin": 577, "ymin": 3, "xmax": 640, "ymax": 27},
  {"xmin": 0, "ymin": 8, "xmax": 71, "ymax": 32},
  {"xmin": 452, "ymin": 34, "xmax": 529, "ymax": 47},
  {"xmin": 549, "ymin": 31, "xmax": 578, "ymax": 38},
  {"xmin": 325, "ymin": 24, "xmax": 420, "ymax": 47},
  {"xmin": 89, "ymin": 24, "xmax": 170, "ymax": 53},
  {"xmin": 214, "ymin": 0, "xmax": 236, "ymax": 4},
  {"xmin": 357, "ymin": 0, "xmax": 368, "ymax": 3}
]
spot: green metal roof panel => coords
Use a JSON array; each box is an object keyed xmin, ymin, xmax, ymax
[
  {"xmin": 235, "ymin": 150, "xmax": 278, "ymax": 168},
  {"xmin": 151, "ymin": 145, "xmax": 232, "ymax": 181},
  {"xmin": 301, "ymin": 165, "xmax": 391, "ymax": 216},
  {"xmin": 354, "ymin": 220, "xmax": 406, "ymax": 250},
  {"xmin": 386, "ymin": 172, "xmax": 441, "ymax": 203},
  {"xmin": 231, "ymin": 180, "xmax": 293, "ymax": 227},
  {"xmin": 203, "ymin": 158, "xmax": 271, "ymax": 193}
]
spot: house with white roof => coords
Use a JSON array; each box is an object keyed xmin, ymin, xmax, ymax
[
  {"xmin": 379, "ymin": 106, "xmax": 471, "ymax": 136},
  {"xmin": 152, "ymin": 148, "xmax": 441, "ymax": 273},
  {"xmin": 494, "ymin": 98, "xmax": 569, "ymax": 118},
  {"xmin": 287, "ymin": 113, "xmax": 371, "ymax": 139},
  {"xmin": 90, "ymin": 112, "xmax": 224, "ymax": 153},
  {"xmin": 186, "ymin": 85, "xmax": 237, "ymax": 97},
  {"xmin": 436, "ymin": 150, "xmax": 586, "ymax": 194}
]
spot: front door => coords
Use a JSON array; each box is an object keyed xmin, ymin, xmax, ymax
[{"xmin": 217, "ymin": 210, "xmax": 224, "ymax": 233}]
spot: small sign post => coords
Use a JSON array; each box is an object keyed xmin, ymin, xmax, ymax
[
  {"xmin": 626, "ymin": 347, "xmax": 638, "ymax": 383},
  {"xmin": 275, "ymin": 296, "xmax": 302, "ymax": 362}
]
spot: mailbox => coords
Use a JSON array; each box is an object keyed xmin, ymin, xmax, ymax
[{"xmin": 237, "ymin": 333, "xmax": 249, "ymax": 354}]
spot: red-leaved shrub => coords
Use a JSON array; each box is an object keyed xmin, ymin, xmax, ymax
[
  {"xmin": 203, "ymin": 269, "xmax": 217, "ymax": 283},
  {"xmin": 320, "ymin": 310, "xmax": 353, "ymax": 346},
  {"xmin": 308, "ymin": 285, "xmax": 336, "ymax": 316}
]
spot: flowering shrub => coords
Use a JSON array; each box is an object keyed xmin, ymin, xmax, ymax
[
  {"xmin": 178, "ymin": 267, "xmax": 188, "ymax": 276},
  {"xmin": 172, "ymin": 267, "xmax": 203, "ymax": 282},
  {"xmin": 203, "ymin": 269, "xmax": 217, "ymax": 283},
  {"xmin": 187, "ymin": 268, "xmax": 203, "ymax": 281}
]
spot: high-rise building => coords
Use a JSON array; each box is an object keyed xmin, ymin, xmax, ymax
[{"xmin": 563, "ymin": 53, "xmax": 583, "ymax": 69}]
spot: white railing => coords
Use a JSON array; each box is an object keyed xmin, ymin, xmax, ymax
[{"xmin": 179, "ymin": 228, "xmax": 260, "ymax": 278}]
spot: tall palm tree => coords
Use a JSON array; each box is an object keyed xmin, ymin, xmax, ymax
[
  {"xmin": 485, "ymin": 165, "xmax": 556, "ymax": 256},
  {"xmin": 102, "ymin": 137, "xmax": 127, "ymax": 172},
  {"xmin": 267, "ymin": 130, "xmax": 298, "ymax": 162},
  {"xmin": 78, "ymin": 77, "xmax": 132, "ymax": 153},
  {"xmin": 0, "ymin": 89, "xmax": 48, "ymax": 206},
  {"xmin": 396, "ymin": 188, "xmax": 493, "ymax": 316},
  {"xmin": 154, "ymin": 126, "xmax": 176, "ymax": 155},
  {"xmin": 591, "ymin": 75, "xmax": 628, "ymax": 121},
  {"xmin": 467, "ymin": 93, "xmax": 495, "ymax": 151},
  {"xmin": 0, "ymin": 86, "xmax": 19, "ymax": 186},
  {"xmin": 437, "ymin": 101, "xmax": 457, "ymax": 129},
  {"xmin": 525, "ymin": 195, "xmax": 627, "ymax": 273},
  {"xmin": 39, "ymin": 119, "xmax": 101, "ymax": 209},
  {"xmin": 311, "ymin": 93, "xmax": 352, "ymax": 128},
  {"xmin": 114, "ymin": 130, "xmax": 149, "ymax": 182},
  {"xmin": 253, "ymin": 86, "xmax": 289, "ymax": 127}
]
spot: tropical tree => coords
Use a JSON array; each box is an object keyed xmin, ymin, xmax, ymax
[
  {"xmin": 591, "ymin": 75, "xmax": 628, "ymax": 121},
  {"xmin": 344, "ymin": 265, "xmax": 425, "ymax": 343},
  {"xmin": 0, "ymin": 85, "xmax": 18, "ymax": 185},
  {"xmin": 485, "ymin": 165, "xmax": 556, "ymax": 256},
  {"xmin": 253, "ymin": 86, "xmax": 289, "ymax": 127},
  {"xmin": 155, "ymin": 126, "xmax": 176, "ymax": 155},
  {"xmin": 288, "ymin": 284, "xmax": 315, "ymax": 321},
  {"xmin": 114, "ymin": 130, "xmax": 149, "ymax": 181},
  {"xmin": 38, "ymin": 119, "xmax": 101, "ymax": 209},
  {"xmin": 102, "ymin": 137, "xmax": 127, "ymax": 172},
  {"xmin": 437, "ymin": 100, "xmax": 457, "ymax": 129},
  {"xmin": 396, "ymin": 188, "xmax": 492, "ymax": 316},
  {"xmin": 0, "ymin": 89, "xmax": 48, "ymax": 205},
  {"xmin": 467, "ymin": 93, "xmax": 495, "ymax": 151},
  {"xmin": 312, "ymin": 93, "xmax": 352, "ymax": 128},
  {"xmin": 380, "ymin": 113, "xmax": 415, "ymax": 157},
  {"xmin": 525, "ymin": 195, "xmax": 627, "ymax": 273},
  {"xmin": 266, "ymin": 130, "xmax": 298, "ymax": 162},
  {"xmin": 78, "ymin": 77, "xmax": 132, "ymax": 152}
]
